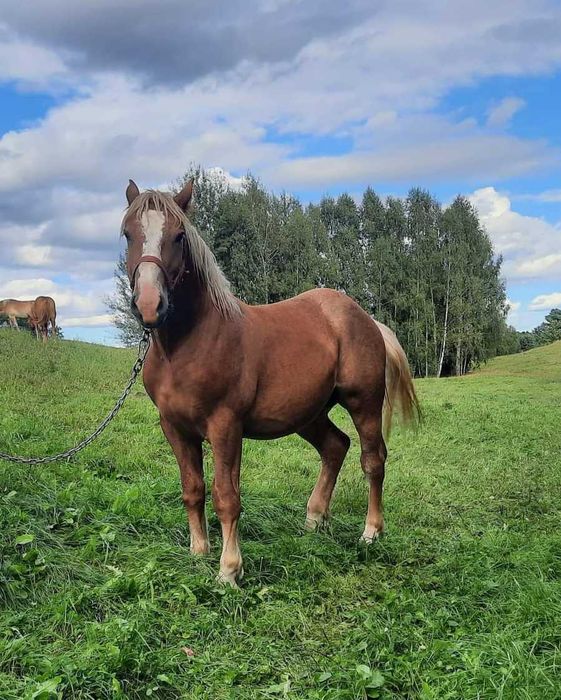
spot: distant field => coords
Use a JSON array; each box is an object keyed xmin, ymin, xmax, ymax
[{"xmin": 1, "ymin": 331, "xmax": 560, "ymax": 699}]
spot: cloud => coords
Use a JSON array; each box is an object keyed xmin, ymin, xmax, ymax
[
  {"xmin": 469, "ymin": 187, "xmax": 561, "ymax": 280},
  {"xmin": 529, "ymin": 292, "xmax": 561, "ymax": 310},
  {"xmin": 13, "ymin": 244, "xmax": 53, "ymax": 267},
  {"xmin": 1, "ymin": 1, "xmax": 561, "ymax": 342},
  {"xmin": 516, "ymin": 254, "xmax": 561, "ymax": 276},
  {"xmin": 268, "ymin": 125, "xmax": 548, "ymax": 187},
  {"xmin": 207, "ymin": 167, "xmax": 247, "ymax": 192},
  {"xmin": 0, "ymin": 24, "xmax": 68, "ymax": 87},
  {"xmin": 0, "ymin": 0, "xmax": 372, "ymax": 87},
  {"xmin": 519, "ymin": 188, "xmax": 561, "ymax": 203},
  {"xmin": 486, "ymin": 96, "xmax": 526, "ymax": 127},
  {"xmin": 63, "ymin": 314, "xmax": 114, "ymax": 327},
  {"xmin": 506, "ymin": 297, "xmax": 521, "ymax": 325}
]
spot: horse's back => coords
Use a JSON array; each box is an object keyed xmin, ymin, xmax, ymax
[
  {"xmin": 31, "ymin": 296, "xmax": 56, "ymax": 324},
  {"xmin": 0, "ymin": 299, "xmax": 34, "ymax": 316},
  {"xmin": 35, "ymin": 296, "xmax": 56, "ymax": 314},
  {"xmin": 244, "ymin": 287, "xmax": 383, "ymax": 358},
  {"xmin": 257, "ymin": 288, "xmax": 383, "ymax": 349}
]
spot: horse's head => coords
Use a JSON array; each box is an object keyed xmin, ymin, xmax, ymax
[{"xmin": 121, "ymin": 179, "xmax": 194, "ymax": 329}]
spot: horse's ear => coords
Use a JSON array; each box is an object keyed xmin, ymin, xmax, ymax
[
  {"xmin": 126, "ymin": 179, "xmax": 140, "ymax": 205},
  {"xmin": 174, "ymin": 179, "xmax": 194, "ymax": 212}
]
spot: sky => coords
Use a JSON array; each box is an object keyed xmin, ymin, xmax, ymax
[{"xmin": 1, "ymin": 0, "xmax": 560, "ymax": 344}]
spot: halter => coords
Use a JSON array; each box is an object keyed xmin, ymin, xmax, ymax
[{"xmin": 130, "ymin": 240, "xmax": 188, "ymax": 291}]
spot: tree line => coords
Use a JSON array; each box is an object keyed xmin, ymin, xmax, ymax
[
  {"xmin": 517, "ymin": 309, "xmax": 561, "ymax": 351},
  {"xmin": 108, "ymin": 167, "xmax": 527, "ymax": 376}
]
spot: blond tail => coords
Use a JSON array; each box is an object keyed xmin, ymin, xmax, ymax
[{"xmin": 374, "ymin": 320, "xmax": 421, "ymax": 437}]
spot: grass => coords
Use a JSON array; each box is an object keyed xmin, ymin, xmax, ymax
[{"xmin": 1, "ymin": 330, "xmax": 561, "ymax": 699}]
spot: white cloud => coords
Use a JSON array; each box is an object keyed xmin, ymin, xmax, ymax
[
  {"xmin": 506, "ymin": 298, "xmax": 521, "ymax": 325},
  {"xmin": 486, "ymin": 97, "xmax": 526, "ymax": 127},
  {"xmin": 516, "ymin": 254, "xmax": 561, "ymax": 276},
  {"xmin": 269, "ymin": 126, "xmax": 548, "ymax": 187},
  {"xmin": 13, "ymin": 244, "xmax": 53, "ymax": 266},
  {"xmin": 63, "ymin": 314, "xmax": 114, "ymax": 327},
  {"xmin": 207, "ymin": 167, "xmax": 247, "ymax": 191},
  {"xmin": 0, "ymin": 25, "xmax": 68, "ymax": 87},
  {"xmin": 529, "ymin": 292, "xmax": 561, "ymax": 310},
  {"xmin": 520, "ymin": 189, "xmax": 561, "ymax": 203},
  {"xmin": 469, "ymin": 187, "xmax": 561, "ymax": 280},
  {"xmin": 1, "ymin": 2, "xmax": 561, "ymax": 342}
]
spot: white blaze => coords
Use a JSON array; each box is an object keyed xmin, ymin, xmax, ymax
[{"xmin": 137, "ymin": 210, "xmax": 165, "ymax": 292}]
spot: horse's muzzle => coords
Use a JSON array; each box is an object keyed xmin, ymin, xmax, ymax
[{"xmin": 131, "ymin": 290, "xmax": 169, "ymax": 329}]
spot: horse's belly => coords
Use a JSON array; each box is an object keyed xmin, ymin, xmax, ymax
[{"xmin": 242, "ymin": 369, "xmax": 336, "ymax": 439}]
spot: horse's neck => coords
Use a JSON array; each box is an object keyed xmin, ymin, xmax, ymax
[{"xmin": 154, "ymin": 272, "xmax": 219, "ymax": 355}]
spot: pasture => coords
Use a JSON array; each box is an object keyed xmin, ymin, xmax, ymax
[{"xmin": 1, "ymin": 330, "xmax": 560, "ymax": 699}]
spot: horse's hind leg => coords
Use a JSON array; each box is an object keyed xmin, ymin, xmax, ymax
[
  {"xmin": 344, "ymin": 398, "xmax": 386, "ymax": 543},
  {"xmin": 299, "ymin": 413, "xmax": 350, "ymax": 531},
  {"xmin": 208, "ymin": 417, "xmax": 243, "ymax": 587}
]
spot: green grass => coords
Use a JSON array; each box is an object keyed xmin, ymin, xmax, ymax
[{"xmin": 1, "ymin": 331, "xmax": 561, "ymax": 700}]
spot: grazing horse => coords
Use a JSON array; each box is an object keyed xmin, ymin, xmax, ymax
[
  {"xmin": 29, "ymin": 296, "xmax": 57, "ymax": 342},
  {"xmin": 0, "ymin": 299, "xmax": 34, "ymax": 330},
  {"xmin": 122, "ymin": 179, "xmax": 420, "ymax": 586}
]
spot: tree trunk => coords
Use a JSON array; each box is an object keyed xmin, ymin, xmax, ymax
[{"xmin": 437, "ymin": 267, "xmax": 450, "ymax": 378}]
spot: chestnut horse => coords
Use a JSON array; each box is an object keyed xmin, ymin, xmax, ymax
[
  {"xmin": 122, "ymin": 180, "xmax": 420, "ymax": 585},
  {"xmin": 0, "ymin": 299, "xmax": 34, "ymax": 330},
  {"xmin": 29, "ymin": 296, "xmax": 57, "ymax": 342}
]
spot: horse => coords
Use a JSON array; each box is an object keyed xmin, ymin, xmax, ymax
[
  {"xmin": 29, "ymin": 296, "xmax": 57, "ymax": 342},
  {"xmin": 122, "ymin": 179, "xmax": 420, "ymax": 586},
  {"xmin": 0, "ymin": 299, "xmax": 35, "ymax": 330}
]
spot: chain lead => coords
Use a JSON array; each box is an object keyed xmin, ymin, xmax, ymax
[{"xmin": 0, "ymin": 329, "xmax": 151, "ymax": 465}]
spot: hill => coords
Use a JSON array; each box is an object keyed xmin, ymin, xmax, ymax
[
  {"xmin": 1, "ymin": 330, "xmax": 560, "ymax": 699},
  {"xmin": 476, "ymin": 339, "xmax": 561, "ymax": 380}
]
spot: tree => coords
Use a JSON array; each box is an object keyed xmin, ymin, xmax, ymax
[
  {"xmin": 534, "ymin": 308, "xmax": 561, "ymax": 345},
  {"xmin": 105, "ymin": 254, "xmax": 142, "ymax": 347},
  {"xmin": 106, "ymin": 164, "xmax": 510, "ymax": 374},
  {"xmin": 518, "ymin": 331, "xmax": 537, "ymax": 351}
]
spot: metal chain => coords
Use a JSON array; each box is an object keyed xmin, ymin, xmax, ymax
[{"xmin": 0, "ymin": 330, "xmax": 151, "ymax": 465}]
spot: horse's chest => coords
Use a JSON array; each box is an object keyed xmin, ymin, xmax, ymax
[{"xmin": 144, "ymin": 366, "xmax": 210, "ymax": 433}]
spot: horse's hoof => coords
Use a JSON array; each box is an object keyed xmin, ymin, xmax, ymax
[
  {"xmin": 190, "ymin": 542, "xmax": 210, "ymax": 556},
  {"xmin": 305, "ymin": 513, "xmax": 328, "ymax": 532},
  {"xmin": 359, "ymin": 528, "xmax": 383, "ymax": 545},
  {"xmin": 216, "ymin": 569, "xmax": 243, "ymax": 588}
]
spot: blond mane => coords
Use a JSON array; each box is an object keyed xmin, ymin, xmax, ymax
[{"xmin": 123, "ymin": 190, "xmax": 241, "ymax": 319}]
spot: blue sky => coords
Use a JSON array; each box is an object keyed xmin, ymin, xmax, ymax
[{"xmin": 1, "ymin": 0, "xmax": 560, "ymax": 343}]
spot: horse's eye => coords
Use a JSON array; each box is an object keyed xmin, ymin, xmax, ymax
[
  {"xmin": 175, "ymin": 232, "xmax": 185, "ymax": 243},
  {"xmin": 122, "ymin": 230, "xmax": 130, "ymax": 241}
]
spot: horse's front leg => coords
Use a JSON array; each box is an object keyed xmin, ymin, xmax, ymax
[
  {"xmin": 208, "ymin": 415, "xmax": 243, "ymax": 586},
  {"xmin": 160, "ymin": 418, "xmax": 209, "ymax": 555}
]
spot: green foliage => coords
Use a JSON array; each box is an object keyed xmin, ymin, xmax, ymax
[
  {"xmin": 105, "ymin": 253, "xmax": 143, "ymax": 347},
  {"xmin": 108, "ymin": 167, "xmax": 509, "ymax": 373},
  {"xmin": 516, "ymin": 308, "xmax": 561, "ymax": 352},
  {"xmin": 533, "ymin": 308, "xmax": 561, "ymax": 345},
  {"xmin": 1, "ymin": 331, "xmax": 561, "ymax": 698}
]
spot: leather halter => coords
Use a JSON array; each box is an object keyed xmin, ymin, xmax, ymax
[{"xmin": 130, "ymin": 252, "xmax": 187, "ymax": 291}]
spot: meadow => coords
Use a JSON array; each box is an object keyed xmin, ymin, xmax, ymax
[{"xmin": 1, "ymin": 330, "xmax": 560, "ymax": 699}]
